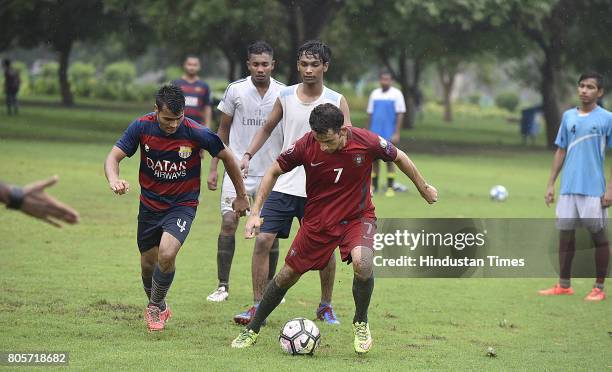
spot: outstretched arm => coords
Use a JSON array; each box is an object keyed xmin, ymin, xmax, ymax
[
  {"xmin": 0, "ymin": 177, "xmax": 80, "ymax": 227},
  {"xmin": 545, "ymin": 148, "xmax": 566, "ymax": 207},
  {"xmin": 393, "ymin": 149, "xmax": 437, "ymax": 204},
  {"xmin": 244, "ymin": 161, "xmax": 285, "ymax": 238},
  {"xmin": 104, "ymin": 146, "xmax": 130, "ymax": 195},
  {"xmin": 240, "ymin": 98, "xmax": 284, "ymax": 176}
]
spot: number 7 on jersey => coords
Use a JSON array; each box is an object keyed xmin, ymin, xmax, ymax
[{"xmin": 333, "ymin": 168, "xmax": 343, "ymax": 183}]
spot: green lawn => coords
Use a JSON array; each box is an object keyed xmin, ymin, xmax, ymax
[{"xmin": 0, "ymin": 98, "xmax": 609, "ymax": 370}]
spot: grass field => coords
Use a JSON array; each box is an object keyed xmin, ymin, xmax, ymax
[{"xmin": 0, "ymin": 98, "xmax": 610, "ymax": 370}]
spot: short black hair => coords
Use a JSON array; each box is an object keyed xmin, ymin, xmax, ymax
[
  {"xmin": 3, "ymin": 59, "xmax": 11, "ymax": 68},
  {"xmin": 578, "ymin": 72, "xmax": 604, "ymax": 89},
  {"xmin": 309, "ymin": 103, "xmax": 344, "ymax": 134},
  {"xmin": 156, "ymin": 84, "xmax": 185, "ymax": 115},
  {"xmin": 184, "ymin": 55, "xmax": 200, "ymax": 62},
  {"xmin": 379, "ymin": 70, "xmax": 392, "ymax": 78},
  {"xmin": 297, "ymin": 40, "xmax": 331, "ymax": 64},
  {"xmin": 247, "ymin": 41, "xmax": 273, "ymax": 58}
]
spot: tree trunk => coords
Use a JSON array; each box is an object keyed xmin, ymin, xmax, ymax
[
  {"xmin": 283, "ymin": 1, "xmax": 302, "ymax": 85},
  {"xmin": 281, "ymin": 0, "xmax": 344, "ymax": 84},
  {"xmin": 228, "ymin": 59, "xmax": 237, "ymax": 82},
  {"xmin": 541, "ymin": 48, "xmax": 561, "ymax": 149},
  {"xmin": 437, "ymin": 62, "xmax": 457, "ymax": 122},
  {"xmin": 57, "ymin": 43, "xmax": 73, "ymax": 106}
]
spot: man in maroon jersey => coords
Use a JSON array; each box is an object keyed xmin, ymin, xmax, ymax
[{"xmin": 231, "ymin": 103, "xmax": 438, "ymax": 353}]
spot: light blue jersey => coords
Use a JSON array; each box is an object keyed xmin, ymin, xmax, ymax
[
  {"xmin": 367, "ymin": 87, "xmax": 405, "ymax": 140},
  {"xmin": 555, "ymin": 106, "xmax": 612, "ymax": 196}
]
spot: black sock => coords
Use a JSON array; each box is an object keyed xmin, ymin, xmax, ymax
[
  {"xmin": 387, "ymin": 172, "xmax": 395, "ymax": 189},
  {"xmin": 142, "ymin": 276, "xmax": 152, "ymax": 300},
  {"xmin": 247, "ymin": 280, "xmax": 288, "ymax": 333},
  {"xmin": 591, "ymin": 229, "xmax": 609, "ymax": 286},
  {"xmin": 150, "ymin": 264, "xmax": 174, "ymax": 312},
  {"xmin": 558, "ymin": 230, "xmax": 575, "ymax": 283},
  {"xmin": 217, "ymin": 234, "xmax": 235, "ymax": 290},
  {"xmin": 268, "ymin": 239, "xmax": 280, "ymax": 281},
  {"xmin": 353, "ymin": 276, "xmax": 374, "ymax": 324}
]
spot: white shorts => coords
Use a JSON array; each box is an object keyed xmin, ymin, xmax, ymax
[
  {"xmin": 556, "ymin": 194, "xmax": 608, "ymax": 232},
  {"xmin": 220, "ymin": 173, "xmax": 263, "ymax": 215}
]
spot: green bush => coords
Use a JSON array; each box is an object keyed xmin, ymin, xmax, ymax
[
  {"xmin": 165, "ymin": 66, "xmax": 182, "ymax": 82},
  {"xmin": 32, "ymin": 62, "xmax": 60, "ymax": 95},
  {"xmin": 95, "ymin": 61, "xmax": 137, "ymax": 101},
  {"xmin": 495, "ymin": 91, "xmax": 519, "ymax": 112},
  {"xmin": 69, "ymin": 62, "xmax": 97, "ymax": 97},
  {"xmin": 134, "ymin": 83, "xmax": 159, "ymax": 102},
  {"xmin": 468, "ymin": 94, "xmax": 481, "ymax": 105}
]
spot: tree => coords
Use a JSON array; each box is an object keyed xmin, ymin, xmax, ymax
[
  {"xmin": 145, "ymin": 0, "xmax": 287, "ymax": 83},
  {"xmin": 279, "ymin": 0, "xmax": 345, "ymax": 84},
  {"xmin": 507, "ymin": 0, "xmax": 612, "ymax": 148},
  {"xmin": 346, "ymin": 0, "xmax": 509, "ymax": 127},
  {"xmin": 0, "ymin": 1, "xmax": 123, "ymax": 106}
]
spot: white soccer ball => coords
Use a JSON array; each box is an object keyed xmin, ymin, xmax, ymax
[
  {"xmin": 489, "ymin": 185, "xmax": 508, "ymax": 202},
  {"xmin": 279, "ymin": 317, "xmax": 321, "ymax": 355}
]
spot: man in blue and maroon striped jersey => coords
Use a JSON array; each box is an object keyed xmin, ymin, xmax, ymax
[
  {"xmin": 104, "ymin": 84, "xmax": 249, "ymax": 332},
  {"xmin": 173, "ymin": 56, "xmax": 212, "ymax": 126}
]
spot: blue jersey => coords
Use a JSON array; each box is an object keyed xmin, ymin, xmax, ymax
[
  {"xmin": 172, "ymin": 79, "xmax": 212, "ymax": 125},
  {"xmin": 555, "ymin": 106, "xmax": 612, "ymax": 196},
  {"xmin": 115, "ymin": 112, "xmax": 225, "ymax": 211},
  {"xmin": 367, "ymin": 87, "xmax": 406, "ymax": 140}
]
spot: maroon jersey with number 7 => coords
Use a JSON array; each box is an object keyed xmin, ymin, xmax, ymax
[{"xmin": 276, "ymin": 127, "xmax": 397, "ymax": 231}]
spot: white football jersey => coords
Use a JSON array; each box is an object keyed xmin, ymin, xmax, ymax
[
  {"xmin": 273, "ymin": 84, "xmax": 343, "ymax": 197},
  {"xmin": 217, "ymin": 77, "xmax": 285, "ymax": 176}
]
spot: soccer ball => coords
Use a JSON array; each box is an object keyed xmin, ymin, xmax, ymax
[
  {"xmin": 489, "ymin": 185, "xmax": 508, "ymax": 202},
  {"xmin": 279, "ymin": 317, "xmax": 321, "ymax": 355}
]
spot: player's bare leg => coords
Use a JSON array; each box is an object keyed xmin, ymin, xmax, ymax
[
  {"xmin": 207, "ymin": 212, "xmax": 238, "ymax": 302},
  {"xmin": 232, "ymin": 264, "xmax": 302, "ymax": 348},
  {"xmin": 317, "ymin": 254, "xmax": 340, "ymax": 324},
  {"xmin": 140, "ymin": 245, "xmax": 159, "ymax": 300},
  {"xmin": 235, "ymin": 232, "xmax": 280, "ymax": 324},
  {"xmin": 145, "ymin": 232, "xmax": 181, "ymax": 331},
  {"xmin": 350, "ymin": 246, "xmax": 374, "ymax": 354},
  {"xmin": 252, "ymin": 232, "xmax": 278, "ymax": 302}
]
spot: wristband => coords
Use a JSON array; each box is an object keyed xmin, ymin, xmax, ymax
[
  {"xmin": 244, "ymin": 152, "xmax": 252, "ymax": 160},
  {"xmin": 237, "ymin": 193, "xmax": 248, "ymax": 198},
  {"xmin": 7, "ymin": 187, "xmax": 25, "ymax": 210}
]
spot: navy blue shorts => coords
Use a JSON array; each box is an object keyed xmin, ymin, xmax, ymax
[
  {"xmin": 137, "ymin": 203, "xmax": 197, "ymax": 252},
  {"xmin": 260, "ymin": 191, "xmax": 306, "ymax": 239}
]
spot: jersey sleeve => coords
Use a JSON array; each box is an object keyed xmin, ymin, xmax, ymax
[
  {"xmin": 554, "ymin": 112, "xmax": 568, "ymax": 149},
  {"xmin": 217, "ymin": 83, "xmax": 235, "ymax": 116},
  {"xmin": 115, "ymin": 120, "xmax": 142, "ymax": 157},
  {"xmin": 277, "ymin": 136, "xmax": 307, "ymax": 173},
  {"xmin": 367, "ymin": 130, "xmax": 398, "ymax": 162},
  {"xmin": 197, "ymin": 127, "xmax": 226, "ymax": 157},
  {"xmin": 366, "ymin": 91, "xmax": 374, "ymax": 114},
  {"xmin": 394, "ymin": 90, "xmax": 406, "ymax": 113}
]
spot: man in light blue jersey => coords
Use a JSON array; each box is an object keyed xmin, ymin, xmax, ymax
[
  {"xmin": 542, "ymin": 72, "xmax": 612, "ymax": 301},
  {"xmin": 367, "ymin": 71, "xmax": 405, "ymax": 196}
]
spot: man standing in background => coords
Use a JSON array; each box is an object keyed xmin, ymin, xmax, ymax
[
  {"xmin": 3, "ymin": 59, "xmax": 21, "ymax": 115},
  {"xmin": 173, "ymin": 56, "xmax": 212, "ymax": 127},
  {"xmin": 367, "ymin": 71, "xmax": 405, "ymax": 196}
]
